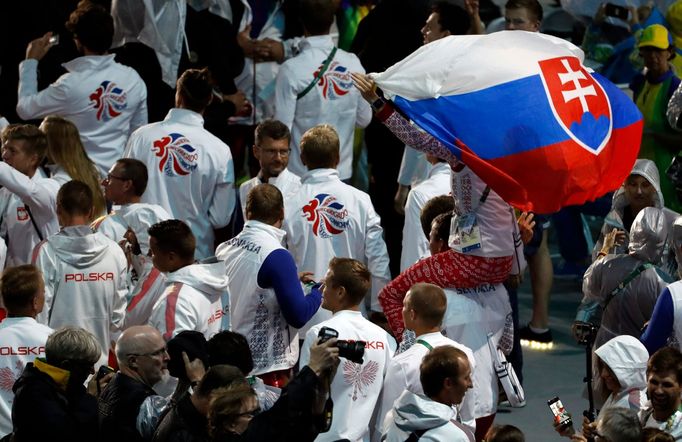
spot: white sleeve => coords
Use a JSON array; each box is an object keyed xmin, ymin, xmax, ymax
[
  {"xmin": 0, "ymin": 117, "xmax": 9, "ymax": 132},
  {"xmin": 299, "ymin": 328, "xmax": 317, "ymax": 367},
  {"xmin": 364, "ymin": 198, "xmax": 391, "ymax": 312},
  {"xmin": 16, "ymin": 60, "xmax": 70, "ymax": 120},
  {"xmin": 376, "ymin": 361, "xmax": 408, "ymax": 438},
  {"xmin": 0, "ymin": 164, "xmax": 59, "ymax": 236},
  {"xmin": 110, "ymin": 250, "xmax": 128, "ymax": 335},
  {"xmin": 129, "ymin": 82, "xmax": 148, "ymax": 134},
  {"xmin": 273, "ymin": 64, "xmax": 297, "ymax": 130},
  {"xmin": 400, "ymin": 189, "xmax": 430, "ymax": 272},
  {"xmin": 667, "ymin": 81, "xmax": 682, "ymax": 130},
  {"xmin": 397, "ymin": 146, "xmax": 421, "ymax": 186},
  {"xmin": 33, "ymin": 242, "xmax": 54, "ymax": 325},
  {"xmin": 149, "ymin": 289, "xmax": 198, "ymax": 341},
  {"xmin": 208, "ymin": 181, "xmax": 236, "ymax": 229}
]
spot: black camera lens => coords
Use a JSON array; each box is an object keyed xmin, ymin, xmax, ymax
[{"xmin": 337, "ymin": 340, "xmax": 365, "ymax": 365}]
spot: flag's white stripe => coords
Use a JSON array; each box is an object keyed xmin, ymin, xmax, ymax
[{"xmin": 372, "ymin": 31, "xmax": 585, "ymax": 101}]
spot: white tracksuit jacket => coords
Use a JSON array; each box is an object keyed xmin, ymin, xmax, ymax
[
  {"xmin": 149, "ymin": 262, "xmax": 230, "ymax": 340},
  {"xmin": 284, "ymin": 168, "xmax": 390, "ymax": 325},
  {"xmin": 33, "ymin": 225, "xmax": 128, "ymax": 366},
  {"xmin": 0, "ymin": 317, "xmax": 52, "ymax": 437},
  {"xmin": 274, "ymin": 35, "xmax": 371, "ymax": 180},
  {"xmin": 238, "ymin": 168, "xmax": 301, "ymax": 220},
  {"xmin": 0, "ymin": 165, "xmax": 60, "ymax": 267},
  {"xmin": 125, "ymin": 108, "xmax": 236, "ymax": 258},
  {"xmin": 17, "ymin": 55, "xmax": 148, "ymax": 176},
  {"xmin": 300, "ymin": 310, "xmax": 396, "ymax": 442}
]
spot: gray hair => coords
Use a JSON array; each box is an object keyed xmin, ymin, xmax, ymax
[
  {"xmin": 45, "ymin": 326, "xmax": 100, "ymax": 366},
  {"xmin": 597, "ymin": 407, "xmax": 641, "ymax": 442}
]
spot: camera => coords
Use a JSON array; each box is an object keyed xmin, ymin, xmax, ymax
[
  {"xmin": 574, "ymin": 321, "xmax": 598, "ymax": 346},
  {"xmin": 317, "ymin": 326, "xmax": 365, "ymax": 364}
]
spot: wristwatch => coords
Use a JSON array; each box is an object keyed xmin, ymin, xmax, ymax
[{"xmin": 370, "ymin": 97, "xmax": 385, "ymax": 112}]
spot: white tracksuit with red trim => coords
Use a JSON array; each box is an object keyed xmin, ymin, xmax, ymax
[
  {"xmin": 0, "ymin": 317, "xmax": 53, "ymax": 437},
  {"xmin": 148, "ymin": 262, "xmax": 230, "ymax": 340},
  {"xmin": 33, "ymin": 225, "xmax": 128, "ymax": 366}
]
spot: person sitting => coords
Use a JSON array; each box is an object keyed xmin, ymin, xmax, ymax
[
  {"xmin": 383, "ymin": 346, "xmax": 474, "ymax": 441},
  {"xmin": 148, "ymin": 219, "xmax": 230, "ymax": 340},
  {"xmin": 11, "ymin": 326, "xmax": 101, "ymax": 441},
  {"xmin": 0, "ymin": 265, "xmax": 53, "ymax": 438},
  {"xmin": 576, "ymin": 207, "xmax": 671, "ymax": 350}
]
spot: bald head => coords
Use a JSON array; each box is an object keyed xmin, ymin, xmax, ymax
[
  {"xmin": 116, "ymin": 325, "xmax": 163, "ymax": 363},
  {"xmin": 300, "ymin": 124, "xmax": 340, "ymax": 170},
  {"xmin": 245, "ymin": 183, "xmax": 284, "ymax": 225},
  {"xmin": 116, "ymin": 325, "xmax": 169, "ymax": 386},
  {"xmin": 406, "ymin": 283, "xmax": 447, "ymax": 328}
]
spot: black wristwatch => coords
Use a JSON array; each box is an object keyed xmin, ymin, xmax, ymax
[{"xmin": 370, "ymin": 97, "xmax": 385, "ymax": 112}]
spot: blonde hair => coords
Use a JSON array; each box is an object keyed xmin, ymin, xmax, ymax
[{"xmin": 41, "ymin": 116, "xmax": 106, "ymax": 218}]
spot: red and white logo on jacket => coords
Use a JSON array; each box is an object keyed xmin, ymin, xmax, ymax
[{"xmin": 302, "ymin": 193, "xmax": 349, "ymax": 238}]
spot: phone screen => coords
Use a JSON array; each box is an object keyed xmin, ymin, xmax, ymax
[{"xmin": 547, "ymin": 397, "xmax": 572, "ymax": 427}]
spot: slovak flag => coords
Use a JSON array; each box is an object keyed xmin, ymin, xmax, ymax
[{"xmin": 372, "ymin": 31, "xmax": 643, "ymax": 213}]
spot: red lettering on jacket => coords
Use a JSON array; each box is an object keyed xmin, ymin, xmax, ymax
[
  {"xmin": 0, "ymin": 346, "xmax": 45, "ymax": 356},
  {"xmin": 64, "ymin": 272, "xmax": 115, "ymax": 282}
]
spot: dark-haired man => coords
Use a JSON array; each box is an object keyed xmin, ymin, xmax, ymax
[
  {"xmin": 300, "ymin": 258, "xmax": 395, "ymax": 442},
  {"xmin": 148, "ymin": 220, "xmax": 229, "ymax": 340},
  {"xmin": 33, "ymin": 181, "xmax": 128, "ymax": 366},
  {"xmin": 125, "ymin": 69, "xmax": 235, "ymax": 259},
  {"xmin": 504, "ymin": 0, "xmax": 543, "ymax": 32},
  {"xmin": 93, "ymin": 158, "xmax": 170, "ymax": 328},
  {"xmin": 17, "ymin": 1, "xmax": 147, "ymax": 176},
  {"xmin": 217, "ymin": 184, "xmax": 321, "ymax": 386},
  {"xmin": 0, "ymin": 124, "xmax": 60, "ymax": 266},
  {"xmin": 639, "ymin": 347, "xmax": 682, "ymax": 437},
  {"xmin": 0, "ymin": 265, "xmax": 53, "ymax": 437},
  {"xmin": 274, "ymin": 0, "xmax": 371, "ymax": 180},
  {"xmin": 238, "ymin": 120, "xmax": 301, "ymax": 219}
]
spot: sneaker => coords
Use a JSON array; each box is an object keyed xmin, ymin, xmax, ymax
[
  {"xmin": 519, "ymin": 325, "xmax": 554, "ymax": 350},
  {"xmin": 553, "ymin": 260, "xmax": 588, "ymax": 281}
]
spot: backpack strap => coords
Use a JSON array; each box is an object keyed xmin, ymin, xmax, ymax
[
  {"xmin": 603, "ymin": 262, "xmax": 653, "ymax": 312},
  {"xmin": 296, "ymin": 47, "xmax": 337, "ymax": 100}
]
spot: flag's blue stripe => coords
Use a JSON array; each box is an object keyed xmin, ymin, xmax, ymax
[{"xmin": 393, "ymin": 73, "xmax": 642, "ymax": 160}]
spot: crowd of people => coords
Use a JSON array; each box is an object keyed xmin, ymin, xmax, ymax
[{"xmin": 1, "ymin": 0, "xmax": 682, "ymax": 440}]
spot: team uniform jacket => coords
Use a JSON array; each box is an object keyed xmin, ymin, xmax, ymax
[
  {"xmin": 238, "ymin": 169, "xmax": 301, "ymax": 220},
  {"xmin": 376, "ymin": 332, "xmax": 476, "ymax": 440},
  {"xmin": 92, "ymin": 203, "xmax": 171, "ymax": 329},
  {"xmin": 217, "ymin": 220, "xmax": 321, "ymax": 375},
  {"xmin": 274, "ymin": 35, "xmax": 372, "ymax": 180},
  {"xmin": 33, "ymin": 225, "xmax": 128, "ymax": 366},
  {"xmin": 0, "ymin": 166, "xmax": 60, "ymax": 267},
  {"xmin": 125, "ymin": 108, "xmax": 235, "ymax": 258},
  {"xmin": 284, "ymin": 168, "xmax": 391, "ymax": 325},
  {"xmin": 442, "ymin": 284, "xmax": 512, "ymax": 420},
  {"xmin": 400, "ymin": 162, "xmax": 450, "ymax": 271},
  {"xmin": 0, "ymin": 317, "xmax": 52, "ymax": 437},
  {"xmin": 149, "ymin": 262, "xmax": 230, "ymax": 340},
  {"xmin": 300, "ymin": 310, "xmax": 396, "ymax": 442},
  {"xmin": 17, "ymin": 55, "xmax": 148, "ymax": 176}
]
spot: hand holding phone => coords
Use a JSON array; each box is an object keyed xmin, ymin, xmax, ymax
[
  {"xmin": 548, "ymin": 397, "xmax": 575, "ymax": 435},
  {"xmin": 604, "ymin": 3, "xmax": 629, "ymax": 20}
]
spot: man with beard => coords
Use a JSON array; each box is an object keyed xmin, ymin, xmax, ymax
[{"xmin": 638, "ymin": 347, "xmax": 682, "ymax": 438}]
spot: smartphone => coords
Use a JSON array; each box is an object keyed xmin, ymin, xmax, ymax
[
  {"xmin": 604, "ymin": 3, "xmax": 629, "ymax": 20},
  {"xmin": 48, "ymin": 34, "xmax": 60, "ymax": 46},
  {"xmin": 548, "ymin": 396, "xmax": 573, "ymax": 429}
]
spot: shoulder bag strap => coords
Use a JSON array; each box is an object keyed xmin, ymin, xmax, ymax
[
  {"xmin": 296, "ymin": 47, "xmax": 338, "ymax": 100},
  {"xmin": 416, "ymin": 339, "xmax": 434, "ymax": 351},
  {"xmin": 23, "ymin": 204, "xmax": 44, "ymax": 241},
  {"xmin": 603, "ymin": 262, "xmax": 654, "ymax": 311}
]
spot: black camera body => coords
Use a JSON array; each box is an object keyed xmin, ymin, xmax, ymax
[{"xmin": 318, "ymin": 326, "xmax": 366, "ymax": 364}]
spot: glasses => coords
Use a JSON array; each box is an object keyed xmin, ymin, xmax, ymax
[
  {"xmin": 128, "ymin": 346, "xmax": 167, "ymax": 358},
  {"xmin": 105, "ymin": 173, "xmax": 128, "ymax": 182},
  {"xmin": 257, "ymin": 146, "xmax": 291, "ymax": 157}
]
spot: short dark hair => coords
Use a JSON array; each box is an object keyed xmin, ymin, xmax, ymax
[
  {"xmin": 195, "ymin": 365, "xmax": 247, "ymax": 398},
  {"xmin": 431, "ymin": 1, "xmax": 471, "ymax": 35},
  {"xmin": 431, "ymin": 212, "xmax": 453, "ymax": 244},
  {"xmin": 58, "ymin": 180, "xmax": 94, "ymax": 217},
  {"xmin": 485, "ymin": 424, "xmax": 526, "ymax": 442},
  {"xmin": 327, "ymin": 257, "xmax": 370, "ymax": 306},
  {"xmin": 408, "ymin": 283, "xmax": 447, "ymax": 328},
  {"xmin": 148, "ymin": 220, "xmax": 196, "ymax": 261},
  {"xmin": 300, "ymin": 125, "xmax": 339, "ymax": 169},
  {"xmin": 116, "ymin": 158, "xmax": 148, "ymax": 196},
  {"xmin": 207, "ymin": 331, "xmax": 254, "ymax": 375},
  {"xmin": 65, "ymin": 1, "xmax": 114, "ymax": 53},
  {"xmin": 505, "ymin": 0, "xmax": 543, "ymax": 22},
  {"xmin": 177, "ymin": 68, "xmax": 213, "ymax": 113},
  {"xmin": 641, "ymin": 427, "xmax": 675, "ymax": 442},
  {"xmin": 420, "ymin": 195, "xmax": 454, "ymax": 238},
  {"xmin": 1, "ymin": 265, "xmax": 43, "ymax": 313},
  {"xmin": 255, "ymin": 119, "xmax": 291, "ymax": 146},
  {"xmin": 245, "ymin": 184, "xmax": 284, "ymax": 225},
  {"xmin": 300, "ymin": 0, "xmax": 335, "ymax": 35},
  {"xmin": 2, "ymin": 124, "xmax": 48, "ymax": 160},
  {"xmin": 420, "ymin": 345, "xmax": 468, "ymax": 398},
  {"xmin": 648, "ymin": 347, "xmax": 682, "ymax": 384}
]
